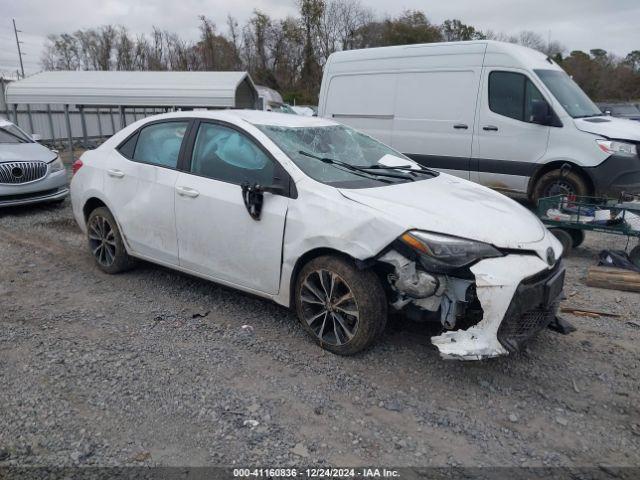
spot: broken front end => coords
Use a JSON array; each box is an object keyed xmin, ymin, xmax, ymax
[{"xmin": 377, "ymin": 231, "xmax": 565, "ymax": 360}]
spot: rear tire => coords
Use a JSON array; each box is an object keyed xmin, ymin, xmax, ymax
[
  {"xmin": 86, "ymin": 207, "xmax": 136, "ymax": 274},
  {"xmin": 294, "ymin": 255, "xmax": 387, "ymax": 356},
  {"xmin": 532, "ymin": 169, "xmax": 590, "ymax": 204},
  {"xmin": 550, "ymin": 228, "xmax": 574, "ymax": 257}
]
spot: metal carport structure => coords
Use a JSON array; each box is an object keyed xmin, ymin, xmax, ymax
[{"xmin": 2, "ymin": 71, "xmax": 259, "ymax": 153}]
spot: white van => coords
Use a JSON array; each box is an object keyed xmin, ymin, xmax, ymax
[{"xmin": 318, "ymin": 41, "xmax": 640, "ymax": 201}]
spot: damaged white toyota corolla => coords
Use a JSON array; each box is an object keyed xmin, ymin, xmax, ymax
[{"xmin": 71, "ymin": 110, "xmax": 565, "ymax": 359}]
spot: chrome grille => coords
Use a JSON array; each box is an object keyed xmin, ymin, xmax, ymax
[{"xmin": 0, "ymin": 161, "xmax": 48, "ymax": 184}]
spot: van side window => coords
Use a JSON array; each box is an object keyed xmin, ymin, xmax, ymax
[{"xmin": 489, "ymin": 71, "xmax": 546, "ymax": 123}]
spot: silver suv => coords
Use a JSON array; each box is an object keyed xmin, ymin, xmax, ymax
[{"xmin": 0, "ymin": 119, "xmax": 68, "ymax": 207}]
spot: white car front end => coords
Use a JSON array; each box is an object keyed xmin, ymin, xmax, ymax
[
  {"xmin": 276, "ymin": 170, "xmax": 564, "ymax": 360},
  {"xmin": 0, "ymin": 120, "xmax": 68, "ymax": 207}
]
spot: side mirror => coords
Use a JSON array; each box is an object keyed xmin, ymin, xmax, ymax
[
  {"xmin": 240, "ymin": 180, "xmax": 287, "ymax": 221},
  {"xmin": 531, "ymin": 101, "xmax": 551, "ymax": 125},
  {"xmin": 31, "ymin": 133, "xmax": 42, "ymax": 141}
]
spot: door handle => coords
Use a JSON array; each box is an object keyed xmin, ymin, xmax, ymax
[
  {"xmin": 176, "ymin": 186, "xmax": 200, "ymax": 198},
  {"xmin": 483, "ymin": 125, "xmax": 499, "ymax": 131},
  {"xmin": 107, "ymin": 169, "xmax": 125, "ymax": 178},
  {"xmin": 453, "ymin": 124, "xmax": 469, "ymax": 130}
]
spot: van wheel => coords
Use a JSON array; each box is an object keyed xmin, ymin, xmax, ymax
[
  {"xmin": 294, "ymin": 255, "xmax": 387, "ymax": 356},
  {"xmin": 87, "ymin": 207, "xmax": 136, "ymax": 274},
  {"xmin": 531, "ymin": 169, "xmax": 590, "ymax": 203}
]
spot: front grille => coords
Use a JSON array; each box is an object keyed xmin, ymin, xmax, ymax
[
  {"xmin": 0, "ymin": 161, "xmax": 48, "ymax": 184},
  {"xmin": 497, "ymin": 261, "xmax": 565, "ymax": 352},
  {"xmin": 498, "ymin": 301, "xmax": 558, "ymax": 352}
]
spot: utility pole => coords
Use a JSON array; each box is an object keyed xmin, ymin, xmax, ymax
[{"xmin": 12, "ymin": 19, "xmax": 25, "ymax": 79}]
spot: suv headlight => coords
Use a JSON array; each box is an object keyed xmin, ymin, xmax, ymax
[
  {"xmin": 400, "ymin": 231, "xmax": 502, "ymax": 271},
  {"xmin": 596, "ymin": 139, "xmax": 637, "ymax": 157},
  {"xmin": 48, "ymin": 156, "xmax": 65, "ymax": 173}
]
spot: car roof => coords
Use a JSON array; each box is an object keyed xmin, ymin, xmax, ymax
[{"xmin": 146, "ymin": 109, "xmax": 337, "ymax": 128}]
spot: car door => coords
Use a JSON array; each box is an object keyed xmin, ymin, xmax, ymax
[
  {"xmin": 472, "ymin": 69, "xmax": 551, "ymax": 193},
  {"xmin": 174, "ymin": 120, "xmax": 290, "ymax": 295},
  {"xmin": 104, "ymin": 120, "xmax": 190, "ymax": 265}
]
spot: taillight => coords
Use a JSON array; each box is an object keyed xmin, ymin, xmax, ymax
[{"xmin": 72, "ymin": 159, "xmax": 83, "ymax": 176}]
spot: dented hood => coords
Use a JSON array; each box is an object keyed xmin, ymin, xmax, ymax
[
  {"xmin": 338, "ymin": 174, "xmax": 546, "ymax": 248},
  {"xmin": 574, "ymin": 116, "xmax": 640, "ymax": 141}
]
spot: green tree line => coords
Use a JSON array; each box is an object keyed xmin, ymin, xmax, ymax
[{"xmin": 40, "ymin": 0, "xmax": 640, "ymax": 104}]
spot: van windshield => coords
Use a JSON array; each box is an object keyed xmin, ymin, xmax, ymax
[
  {"xmin": 255, "ymin": 123, "xmax": 433, "ymax": 188},
  {"xmin": 534, "ymin": 69, "xmax": 602, "ymax": 118}
]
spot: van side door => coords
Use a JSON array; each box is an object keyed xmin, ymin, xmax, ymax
[
  {"xmin": 472, "ymin": 69, "xmax": 552, "ymax": 193},
  {"xmin": 391, "ymin": 70, "xmax": 479, "ymax": 180}
]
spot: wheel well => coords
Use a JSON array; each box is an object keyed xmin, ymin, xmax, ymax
[
  {"xmin": 527, "ymin": 161, "xmax": 594, "ymax": 197},
  {"xmin": 83, "ymin": 197, "xmax": 107, "ymax": 221},
  {"xmin": 288, "ymin": 248, "xmax": 357, "ymax": 309}
]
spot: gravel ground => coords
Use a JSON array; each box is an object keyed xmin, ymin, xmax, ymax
[{"xmin": 1, "ymin": 175, "xmax": 639, "ymax": 469}]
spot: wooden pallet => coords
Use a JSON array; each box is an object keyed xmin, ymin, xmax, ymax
[{"xmin": 586, "ymin": 266, "xmax": 640, "ymax": 293}]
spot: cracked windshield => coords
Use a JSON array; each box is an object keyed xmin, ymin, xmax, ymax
[{"xmin": 256, "ymin": 123, "xmax": 426, "ymax": 187}]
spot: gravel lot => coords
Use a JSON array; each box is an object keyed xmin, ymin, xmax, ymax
[{"xmin": 1, "ymin": 171, "xmax": 639, "ymax": 469}]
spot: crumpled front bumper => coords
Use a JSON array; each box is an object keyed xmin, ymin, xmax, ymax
[{"xmin": 431, "ymin": 254, "xmax": 565, "ymax": 360}]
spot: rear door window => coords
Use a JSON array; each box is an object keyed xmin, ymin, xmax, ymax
[{"xmin": 131, "ymin": 122, "xmax": 189, "ymax": 168}]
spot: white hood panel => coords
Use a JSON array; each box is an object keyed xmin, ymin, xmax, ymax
[
  {"xmin": 574, "ymin": 116, "xmax": 640, "ymax": 141},
  {"xmin": 339, "ymin": 174, "xmax": 546, "ymax": 248}
]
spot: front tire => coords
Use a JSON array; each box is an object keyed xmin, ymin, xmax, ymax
[
  {"xmin": 86, "ymin": 207, "xmax": 135, "ymax": 274},
  {"xmin": 294, "ymin": 255, "xmax": 387, "ymax": 355},
  {"xmin": 532, "ymin": 169, "xmax": 590, "ymax": 203}
]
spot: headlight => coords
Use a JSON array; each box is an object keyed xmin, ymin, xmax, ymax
[
  {"xmin": 596, "ymin": 139, "xmax": 637, "ymax": 157},
  {"xmin": 48, "ymin": 156, "xmax": 65, "ymax": 173},
  {"xmin": 400, "ymin": 231, "xmax": 502, "ymax": 271}
]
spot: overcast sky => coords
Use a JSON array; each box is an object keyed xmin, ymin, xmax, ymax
[{"xmin": 1, "ymin": 0, "xmax": 638, "ymax": 76}]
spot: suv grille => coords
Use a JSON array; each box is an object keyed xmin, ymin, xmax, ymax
[{"xmin": 0, "ymin": 161, "xmax": 48, "ymax": 184}]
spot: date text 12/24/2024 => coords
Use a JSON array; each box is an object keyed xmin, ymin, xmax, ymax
[{"xmin": 233, "ymin": 468, "xmax": 400, "ymax": 478}]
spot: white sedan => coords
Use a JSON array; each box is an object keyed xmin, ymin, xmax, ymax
[{"xmin": 70, "ymin": 110, "xmax": 564, "ymax": 359}]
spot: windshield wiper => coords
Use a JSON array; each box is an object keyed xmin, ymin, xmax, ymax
[
  {"xmin": 360, "ymin": 164, "xmax": 436, "ymax": 176},
  {"xmin": 298, "ymin": 151, "xmax": 414, "ymax": 182}
]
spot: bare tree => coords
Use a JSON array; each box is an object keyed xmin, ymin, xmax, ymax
[{"xmin": 115, "ymin": 27, "xmax": 135, "ymax": 70}]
